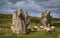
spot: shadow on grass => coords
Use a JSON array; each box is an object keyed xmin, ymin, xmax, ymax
[{"xmin": 52, "ymin": 23, "xmax": 60, "ymax": 27}]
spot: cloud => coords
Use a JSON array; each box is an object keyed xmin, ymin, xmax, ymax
[
  {"xmin": 1, "ymin": 0, "xmax": 44, "ymax": 14},
  {"xmin": 34, "ymin": 0, "xmax": 50, "ymax": 2},
  {"xmin": 0, "ymin": 0, "xmax": 60, "ymax": 18},
  {"xmin": 9, "ymin": 0, "xmax": 25, "ymax": 3},
  {"xmin": 35, "ymin": 0, "xmax": 60, "ymax": 18}
]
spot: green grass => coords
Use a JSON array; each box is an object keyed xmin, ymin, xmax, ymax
[
  {"xmin": 0, "ymin": 19, "xmax": 60, "ymax": 38},
  {"xmin": 0, "ymin": 14, "xmax": 60, "ymax": 38},
  {"xmin": 0, "ymin": 28, "xmax": 59, "ymax": 38}
]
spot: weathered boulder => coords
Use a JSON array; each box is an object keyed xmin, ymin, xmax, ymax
[
  {"xmin": 41, "ymin": 10, "xmax": 52, "ymax": 27},
  {"xmin": 11, "ymin": 9, "xmax": 30, "ymax": 34},
  {"xmin": 41, "ymin": 9, "xmax": 55, "ymax": 33}
]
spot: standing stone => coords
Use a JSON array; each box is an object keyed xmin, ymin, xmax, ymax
[
  {"xmin": 11, "ymin": 9, "xmax": 30, "ymax": 34},
  {"xmin": 41, "ymin": 10, "xmax": 52, "ymax": 27}
]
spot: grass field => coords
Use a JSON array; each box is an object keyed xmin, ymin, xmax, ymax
[
  {"xmin": 0, "ymin": 14, "xmax": 60, "ymax": 38},
  {"xmin": 0, "ymin": 20, "xmax": 60, "ymax": 38}
]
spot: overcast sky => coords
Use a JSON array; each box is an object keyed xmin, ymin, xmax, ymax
[{"xmin": 0, "ymin": 0, "xmax": 60, "ymax": 18}]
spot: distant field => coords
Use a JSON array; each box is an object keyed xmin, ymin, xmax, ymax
[{"xmin": 0, "ymin": 14, "xmax": 60, "ymax": 38}]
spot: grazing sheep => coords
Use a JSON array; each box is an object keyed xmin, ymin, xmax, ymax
[
  {"xmin": 40, "ymin": 26, "xmax": 44, "ymax": 29},
  {"xmin": 33, "ymin": 26, "xmax": 38, "ymax": 31},
  {"xmin": 51, "ymin": 26, "xmax": 55, "ymax": 32},
  {"xmin": 44, "ymin": 26, "xmax": 51, "ymax": 33},
  {"xmin": 44, "ymin": 26, "xmax": 55, "ymax": 34},
  {"xmin": 34, "ymin": 26, "xmax": 38, "ymax": 29}
]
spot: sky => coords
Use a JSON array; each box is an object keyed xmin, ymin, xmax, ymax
[{"xmin": 0, "ymin": 0, "xmax": 60, "ymax": 18}]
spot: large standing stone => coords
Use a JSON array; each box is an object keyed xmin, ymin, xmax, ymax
[
  {"xmin": 11, "ymin": 9, "xmax": 30, "ymax": 34},
  {"xmin": 41, "ymin": 10, "xmax": 52, "ymax": 27}
]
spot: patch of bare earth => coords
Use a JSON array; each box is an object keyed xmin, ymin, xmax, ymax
[{"xmin": 57, "ymin": 34, "xmax": 60, "ymax": 38}]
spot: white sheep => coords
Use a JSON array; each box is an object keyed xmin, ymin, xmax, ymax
[
  {"xmin": 44, "ymin": 26, "xmax": 51, "ymax": 33},
  {"xmin": 33, "ymin": 26, "xmax": 39, "ymax": 31},
  {"xmin": 44, "ymin": 26, "xmax": 55, "ymax": 33},
  {"xmin": 40, "ymin": 26, "xmax": 44, "ymax": 29},
  {"xmin": 51, "ymin": 26, "xmax": 55, "ymax": 32},
  {"xmin": 34, "ymin": 26, "xmax": 38, "ymax": 29}
]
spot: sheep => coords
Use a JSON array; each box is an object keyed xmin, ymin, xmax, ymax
[
  {"xmin": 40, "ymin": 26, "xmax": 44, "ymax": 29},
  {"xmin": 44, "ymin": 26, "xmax": 51, "ymax": 33},
  {"xmin": 34, "ymin": 26, "xmax": 38, "ymax": 29},
  {"xmin": 33, "ymin": 26, "xmax": 39, "ymax": 31},
  {"xmin": 51, "ymin": 26, "xmax": 55, "ymax": 32},
  {"xmin": 27, "ymin": 27, "xmax": 31, "ymax": 33},
  {"xmin": 44, "ymin": 26, "xmax": 55, "ymax": 34},
  {"xmin": 33, "ymin": 26, "xmax": 38, "ymax": 30}
]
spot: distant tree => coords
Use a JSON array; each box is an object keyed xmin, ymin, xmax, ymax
[{"xmin": 30, "ymin": 17, "xmax": 40, "ymax": 24}]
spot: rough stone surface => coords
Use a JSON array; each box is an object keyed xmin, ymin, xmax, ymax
[
  {"xmin": 11, "ymin": 9, "xmax": 30, "ymax": 34},
  {"xmin": 41, "ymin": 10, "xmax": 52, "ymax": 27}
]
